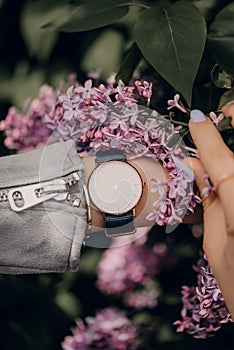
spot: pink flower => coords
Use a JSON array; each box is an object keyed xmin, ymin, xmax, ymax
[
  {"xmin": 62, "ymin": 308, "xmax": 139, "ymax": 350},
  {"xmin": 1, "ymin": 103, "xmax": 52, "ymax": 151},
  {"xmin": 109, "ymin": 118, "xmax": 128, "ymax": 131},
  {"xmin": 94, "ymin": 83, "xmax": 114, "ymax": 103},
  {"xmin": 96, "ymin": 242, "xmax": 161, "ymax": 295},
  {"xmin": 135, "ymin": 80, "xmax": 152, "ymax": 104},
  {"xmin": 123, "ymin": 281, "xmax": 160, "ymax": 309},
  {"xmin": 209, "ymin": 111, "xmax": 224, "ymax": 126},
  {"xmin": 174, "ymin": 256, "xmax": 232, "ymax": 338},
  {"xmin": 115, "ymin": 80, "xmax": 137, "ymax": 105},
  {"xmin": 167, "ymin": 94, "xmax": 187, "ymax": 113},
  {"xmin": 75, "ymin": 79, "xmax": 96, "ymax": 99}
]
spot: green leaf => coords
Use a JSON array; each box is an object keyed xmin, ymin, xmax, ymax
[
  {"xmin": 42, "ymin": 0, "xmax": 130, "ymax": 33},
  {"xmin": 0, "ymin": 62, "xmax": 45, "ymax": 108},
  {"xmin": 20, "ymin": 1, "xmax": 63, "ymax": 61},
  {"xmin": 115, "ymin": 43, "xmax": 142, "ymax": 84},
  {"xmin": 81, "ymin": 29, "xmax": 124, "ymax": 80},
  {"xmin": 55, "ymin": 291, "xmax": 81, "ymax": 318},
  {"xmin": 134, "ymin": 0, "xmax": 207, "ymax": 106},
  {"xmin": 208, "ymin": 3, "xmax": 234, "ymax": 76},
  {"xmin": 192, "ymin": 0, "xmax": 232, "ymax": 23},
  {"xmin": 78, "ymin": 249, "xmax": 103, "ymax": 275}
]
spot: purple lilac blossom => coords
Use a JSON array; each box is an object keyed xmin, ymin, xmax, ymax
[
  {"xmin": 61, "ymin": 307, "xmax": 139, "ymax": 350},
  {"xmin": 0, "ymin": 77, "xmax": 200, "ymax": 226},
  {"xmin": 0, "ymin": 85, "xmax": 55, "ymax": 150},
  {"xmin": 174, "ymin": 255, "xmax": 232, "ymax": 339},
  {"xmin": 191, "ymin": 224, "xmax": 203, "ymax": 238},
  {"xmin": 96, "ymin": 242, "xmax": 160, "ymax": 294},
  {"xmin": 123, "ymin": 280, "xmax": 160, "ymax": 309},
  {"xmin": 209, "ymin": 111, "xmax": 224, "ymax": 126},
  {"xmin": 167, "ymin": 94, "xmax": 187, "ymax": 113},
  {"xmin": 201, "ymin": 174, "xmax": 214, "ymax": 198},
  {"xmin": 96, "ymin": 241, "xmax": 176, "ymax": 309}
]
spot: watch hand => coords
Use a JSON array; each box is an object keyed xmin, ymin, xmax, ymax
[
  {"xmin": 113, "ymin": 183, "xmax": 129, "ymax": 203},
  {"xmin": 117, "ymin": 181, "xmax": 132, "ymax": 203},
  {"xmin": 119, "ymin": 190, "xmax": 129, "ymax": 203}
]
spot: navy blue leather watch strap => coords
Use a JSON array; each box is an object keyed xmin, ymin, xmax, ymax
[
  {"xmin": 105, "ymin": 210, "xmax": 135, "ymax": 237},
  {"xmin": 96, "ymin": 148, "xmax": 126, "ymax": 163},
  {"xmin": 96, "ymin": 149, "xmax": 135, "ymax": 237}
]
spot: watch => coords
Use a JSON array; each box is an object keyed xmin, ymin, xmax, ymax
[{"xmin": 87, "ymin": 149, "xmax": 143, "ymax": 237}]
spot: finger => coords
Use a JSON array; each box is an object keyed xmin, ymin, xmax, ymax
[
  {"xmin": 189, "ymin": 110, "xmax": 234, "ymax": 236},
  {"xmin": 182, "ymin": 157, "xmax": 216, "ymax": 210},
  {"xmin": 222, "ymin": 101, "xmax": 234, "ymax": 127},
  {"xmin": 189, "ymin": 110, "xmax": 234, "ymax": 185},
  {"xmin": 183, "ymin": 157, "xmax": 226, "ymax": 263}
]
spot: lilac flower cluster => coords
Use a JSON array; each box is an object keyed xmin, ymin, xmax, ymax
[
  {"xmin": 96, "ymin": 241, "xmax": 173, "ymax": 309},
  {"xmin": 174, "ymin": 256, "xmax": 232, "ymax": 338},
  {"xmin": 0, "ymin": 77, "xmax": 199, "ymax": 226},
  {"xmin": 0, "ymin": 85, "xmax": 56, "ymax": 150},
  {"xmin": 61, "ymin": 307, "xmax": 139, "ymax": 350},
  {"xmin": 97, "ymin": 242, "xmax": 159, "ymax": 293},
  {"xmin": 146, "ymin": 166, "xmax": 200, "ymax": 226},
  {"xmin": 123, "ymin": 281, "xmax": 160, "ymax": 309}
]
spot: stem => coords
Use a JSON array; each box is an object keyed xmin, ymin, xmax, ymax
[
  {"xmin": 168, "ymin": 118, "xmax": 188, "ymax": 127},
  {"xmin": 181, "ymin": 129, "xmax": 190, "ymax": 139}
]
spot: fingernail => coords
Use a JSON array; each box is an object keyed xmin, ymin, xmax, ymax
[{"xmin": 190, "ymin": 109, "xmax": 207, "ymax": 122}]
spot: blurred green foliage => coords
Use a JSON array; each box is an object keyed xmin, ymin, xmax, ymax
[{"xmin": 1, "ymin": 0, "xmax": 234, "ymax": 349}]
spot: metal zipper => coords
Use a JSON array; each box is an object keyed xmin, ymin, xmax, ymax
[{"xmin": 0, "ymin": 171, "xmax": 82, "ymax": 212}]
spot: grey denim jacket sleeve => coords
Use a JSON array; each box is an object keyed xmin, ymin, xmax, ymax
[{"xmin": 0, "ymin": 140, "xmax": 87, "ymax": 274}]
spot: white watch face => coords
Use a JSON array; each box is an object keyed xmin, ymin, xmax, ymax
[{"xmin": 88, "ymin": 160, "xmax": 143, "ymax": 214}]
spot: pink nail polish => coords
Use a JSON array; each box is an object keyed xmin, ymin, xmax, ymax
[{"xmin": 190, "ymin": 109, "xmax": 207, "ymax": 122}]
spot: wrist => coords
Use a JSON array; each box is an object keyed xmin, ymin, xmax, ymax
[
  {"xmin": 82, "ymin": 154, "xmax": 168, "ymax": 230},
  {"xmin": 127, "ymin": 155, "xmax": 168, "ymax": 227}
]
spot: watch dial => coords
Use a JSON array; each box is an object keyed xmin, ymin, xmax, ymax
[{"xmin": 88, "ymin": 161, "xmax": 142, "ymax": 214}]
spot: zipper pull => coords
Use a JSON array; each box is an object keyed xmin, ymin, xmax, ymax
[{"xmin": 8, "ymin": 179, "xmax": 68, "ymax": 212}]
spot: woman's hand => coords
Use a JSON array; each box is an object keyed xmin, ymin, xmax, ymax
[{"xmin": 185, "ymin": 104, "xmax": 234, "ymax": 318}]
